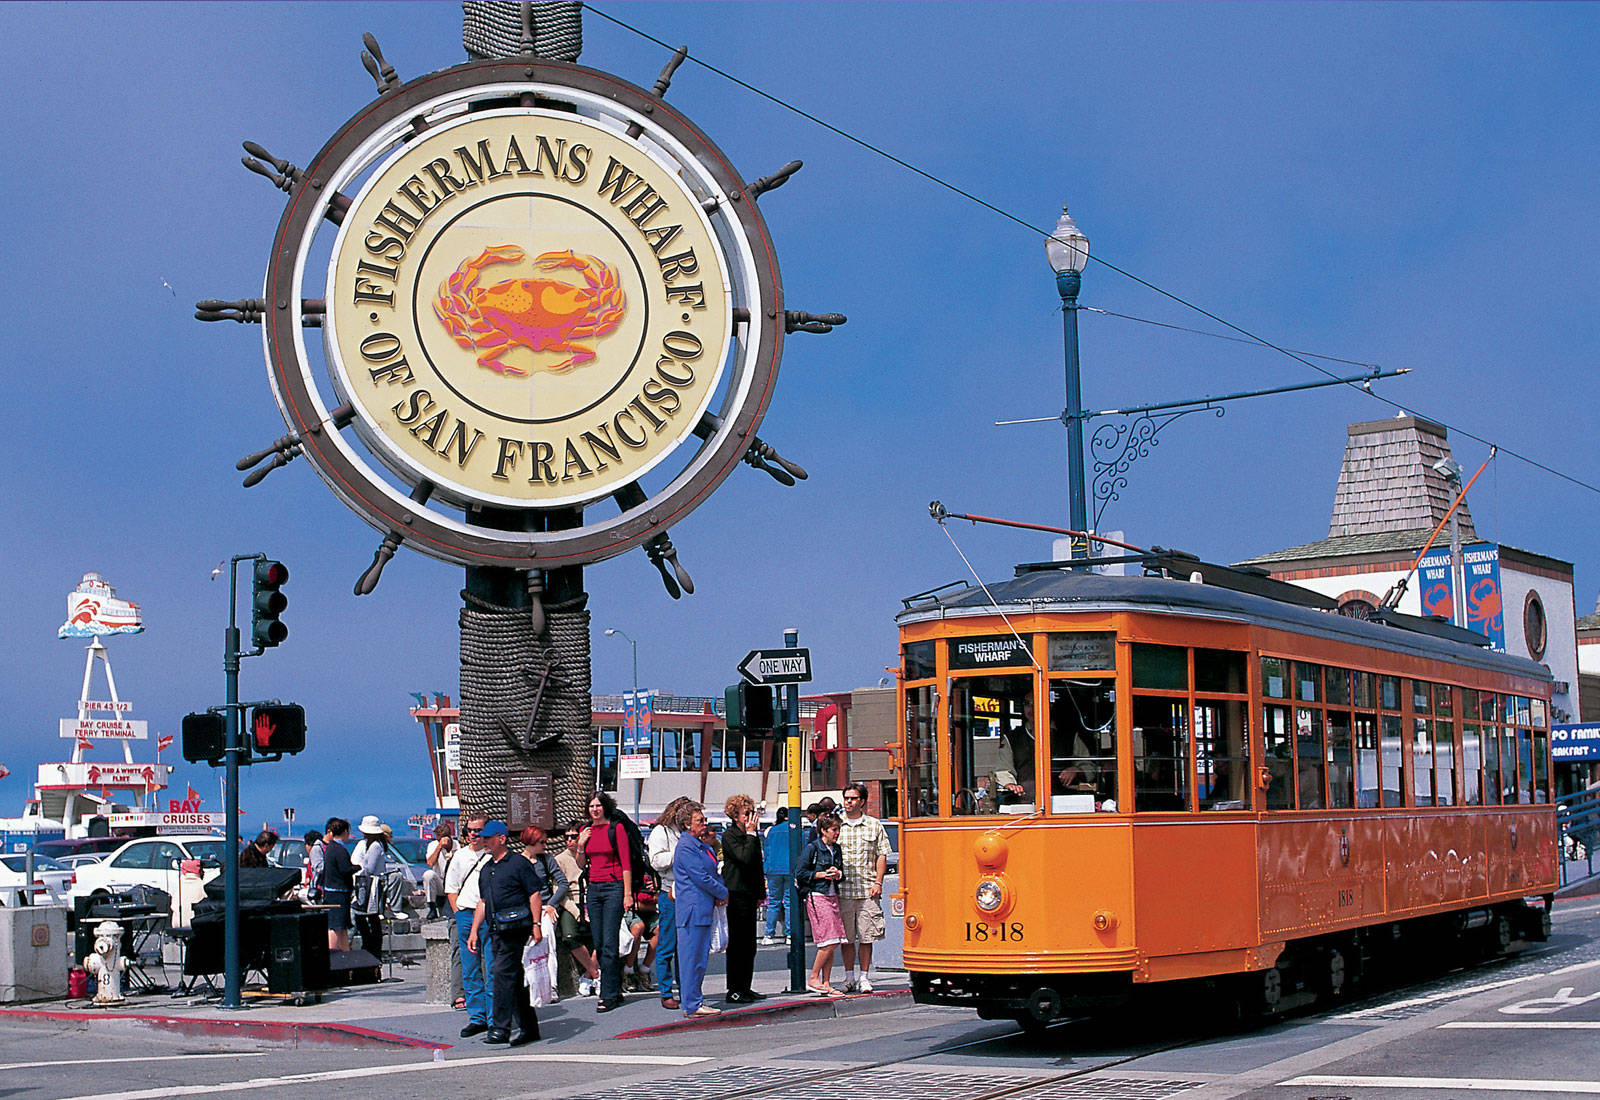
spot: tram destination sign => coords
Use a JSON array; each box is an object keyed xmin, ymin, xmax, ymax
[
  {"xmin": 949, "ymin": 636, "xmax": 1032, "ymax": 670},
  {"xmin": 739, "ymin": 648, "xmax": 813, "ymax": 686}
]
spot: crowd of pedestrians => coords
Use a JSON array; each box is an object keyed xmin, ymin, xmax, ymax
[{"xmin": 411, "ymin": 781, "xmax": 893, "ymax": 1040}]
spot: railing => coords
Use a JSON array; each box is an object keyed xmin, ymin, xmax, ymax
[{"xmin": 1557, "ymin": 787, "xmax": 1600, "ymax": 885}]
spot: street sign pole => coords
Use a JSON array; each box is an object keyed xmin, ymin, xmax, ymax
[
  {"xmin": 783, "ymin": 628, "xmax": 806, "ymax": 994},
  {"xmin": 222, "ymin": 556, "xmax": 246, "ymax": 1011}
]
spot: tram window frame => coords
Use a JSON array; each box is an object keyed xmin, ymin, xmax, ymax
[
  {"xmin": 902, "ymin": 682, "xmax": 940, "ymax": 819},
  {"xmin": 1132, "ymin": 694, "xmax": 1190, "ymax": 812},
  {"xmin": 1380, "ymin": 675, "xmax": 1402, "ymax": 711},
  {"xmin": 1262, "ymin": 703, "xmax": 1294, "ymax": 810},
  {"xmin": 1379, "ymin": 713, "xmax": 1404, "ymax": 807},
  {"xmin": 1296, "ymin": 663, "xmax": 1322, "ymax": 704},
  {"xmin": 1262, "ymin": 656, "xmax": 1289, "ymax": 700},
  {"xmin": 1133, "ymin": 644, "xmax": 1188, "ymax": 691},
  {"xmin": 1296, "ymin": 706, "xmax": 1327, "ymax": 809},
  {"xmin": 1515, "ymin": 725, "xmax": 1534, "ymax": 803},
  {"xmin": 1195, "ymin": 648, "xmax": 1247, "ymax": 694},
  {"xmin": 1326, "ymin": 708, "xmax": 1355, "ymax": 809},
  {"xmin": 1434, "ymin": 719, "xmax": 1457, "ymax": 805},
  {"xmin": 1325, "ymin": 668, "xmax": 1352, "ymax": 707},
  {"xmin": 1195, "ymin": 697, "xmax": 1250, "ymax": 811},
  {"xmin": 1412, "ymin": 679, "xmax": 1432, "ymax": 715},
  {"xmin": 1461, "ymin": 721, "xmax": 1484, "ymax": 805},
  {"xmin": 948, "ymin": 672, "xmax": 1037, "ymax": 817},
  {"xmin": 903, "ymin": 641, "xmax": 937, "ymax": 682},
  {"xmin": 1412, "ymin": 717, "xmax": 1436, "ymax": 805},
  {"xmin": 1353, "ymin": 671, "xmax": 1376, "ymax": 710},
  {"xmin": 1046, "ymin": 677, "xmax": 1118, "ymax": 813},
  {"xmin": 1532, "ymin": 727, "xmax": 1550, "ymax": 802}
]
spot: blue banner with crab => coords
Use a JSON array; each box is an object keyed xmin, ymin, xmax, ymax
[{"xmin": 1418, "ymin": 543, "xmax": 1504, "ymax": 649}]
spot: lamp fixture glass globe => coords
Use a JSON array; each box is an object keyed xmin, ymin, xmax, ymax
[{"xmin": 1045, "ymin": 206, "xmax": 1089, "ymax": 275}]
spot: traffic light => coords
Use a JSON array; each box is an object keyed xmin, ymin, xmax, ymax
[
  {"xmin": 250, "ymin": 704, "xmax": 306, "ymax": 756},
  {"xmin": 251, "ymin": 559, "xmax": 289, "ymax": 648},
  {"xmin": 724, "ymin": 682, "xmax": 776, "ymax": 738},
  {"xmin": 181, "ymin": 712, "xmax": 225, "ymax": 764}
]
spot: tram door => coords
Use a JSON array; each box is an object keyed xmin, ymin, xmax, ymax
[{"xmin": 949, "ymin": 674, "xmax": 1034, "ymax": 816}]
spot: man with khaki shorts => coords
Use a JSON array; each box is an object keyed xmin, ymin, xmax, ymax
[{"xmin": 836, "ymin": 782, "xmax": 891, "ymax": 992}]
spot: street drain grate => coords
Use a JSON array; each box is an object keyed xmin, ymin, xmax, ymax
[{"xmin": 1020, "ymin": 1079, "xmax": 1208, "ymax": 1099}]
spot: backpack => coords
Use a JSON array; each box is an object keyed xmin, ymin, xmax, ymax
[{"xmin": 606, "ymin": 812, "xmax": 659, "ymax": 894}]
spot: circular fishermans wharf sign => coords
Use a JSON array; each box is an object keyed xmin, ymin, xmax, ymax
[{"xmin": 261, "ymin": 59, "xmax": 784, "ymax": 570}]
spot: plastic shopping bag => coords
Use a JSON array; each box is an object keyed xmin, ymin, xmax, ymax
[
  {"xmin": 618, "ymin": 914, "xmax": 636, "ymax": 956},
  {"xmin": 522, "ymin": 916, "xmax": 555, "ymax": 1007},
  {"xmin": 709, "ymin": 905, "xmax": 729, "ymax": 954}
]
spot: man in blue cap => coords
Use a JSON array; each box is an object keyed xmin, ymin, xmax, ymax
[{"xmin": 466, "ymin": 820, "xmax": 543, "ymax": 1045}]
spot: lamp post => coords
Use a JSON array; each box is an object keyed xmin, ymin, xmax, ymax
[
  {"xmin": 1432, "ymin": 457, "xmax": 1466, "ymax": 627},
  {"xmin": 1046, "ymin": 207, "xmax": 1091, "ymax": 554},
  {"xmin": 604, "ymin": 627, "xmax": 642, "ymax": 817}
]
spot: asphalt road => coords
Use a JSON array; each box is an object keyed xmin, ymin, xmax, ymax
[{"xmin": 4, "ymin": 897, "xmax": 1598, "ymax": 1100}]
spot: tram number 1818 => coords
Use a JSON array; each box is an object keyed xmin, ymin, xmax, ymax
[{"xmin": 965, "ymin": 921, "xmax": 1025, "ymax": 943}]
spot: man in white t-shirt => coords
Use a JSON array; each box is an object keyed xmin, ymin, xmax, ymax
[{"xmin": 445, "ymin": 816, "xmax": 494, "ymax": 1036}]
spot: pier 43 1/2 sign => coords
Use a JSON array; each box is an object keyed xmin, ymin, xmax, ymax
[{"xmin": 257, "ymin": 58, "xmax": 788, "ymax": 573}]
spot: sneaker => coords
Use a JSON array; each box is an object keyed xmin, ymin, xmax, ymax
[
  {"xmin": 760, "ymin": 935, "xmax": 775, "ymax": 946},
  {"xmin": 578, "ymin": 978, "xmax": 594, "ymax": 997},
  {"xmin": 841, "ymin": 977, "xmax": 858, "ymax": 993},
  {"xmin": 857, "ymin": 976, "xmax": 874, "ymax": 993}
]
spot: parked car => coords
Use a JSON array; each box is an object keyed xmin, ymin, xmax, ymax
[
  {"xmin": 0, "ymin": 853, "xmax": 75, "ymax": 906},
  {"xmin": 69, "ymin": 834, "xmax": 226, "ymax": 910},
  {"xmin": 30, "ymin": 836, "xmax": 126, "ymax": 862},
  {"xmin": 55, "ymin": 852, "xmax": 112, "ymax": 871}
]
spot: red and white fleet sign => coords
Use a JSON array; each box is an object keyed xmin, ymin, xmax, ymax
[{"xmin": 109, "ymin": 811, "xmax": 223, "ymax": 830}]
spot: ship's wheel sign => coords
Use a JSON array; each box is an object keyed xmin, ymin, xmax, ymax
[{"xmin": 204, "ymin": 45, "xmax": 841, "ymax": 594}]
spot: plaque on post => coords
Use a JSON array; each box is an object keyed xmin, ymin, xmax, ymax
[{"xmin": 506, "ymin": 771, "xmax": 555, "ymax": 832}]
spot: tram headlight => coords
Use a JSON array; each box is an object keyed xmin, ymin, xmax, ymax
[{"xmin": 975, "ymin": 879, "xmax": 1004, "ymax": 912}]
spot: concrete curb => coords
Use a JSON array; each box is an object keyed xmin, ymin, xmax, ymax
[
  {"xmin": 612, "ymin": 988, "xmax": 911, "ymax": 1038},
  {"xmin": 0, "ymin": 1007, "xmax": 452, "ymax": 1051}
]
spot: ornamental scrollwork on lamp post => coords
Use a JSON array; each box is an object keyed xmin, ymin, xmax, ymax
[{"xmin": 1088, "ymin": 406, "xmax": 1225, "ymax": 532}]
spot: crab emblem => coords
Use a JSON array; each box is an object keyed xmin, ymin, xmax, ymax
[{"xmin": 433, "ymin": 245, "xmax": 626, "ymax": 375}]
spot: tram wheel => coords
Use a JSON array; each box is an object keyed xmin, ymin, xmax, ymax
[
  {"xmin": 1236, "ymin": 966, "xmax": 1283, "ymax": 1018},
  {"xmin": 1525, "ymin": 904, "xmax": 1553, "ymax": 942},
  {"xmin": 1489, "ymin": 913, "xmax": 1515, "ymax": 955},
  {"xmin": 1320, "ymin": 947, "xmax": 1348, "ymax": 1000}
]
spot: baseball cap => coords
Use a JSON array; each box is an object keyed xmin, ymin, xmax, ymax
[{"xmin": 478, "ymin": 820, "xmax": 509, "ymax": 838}]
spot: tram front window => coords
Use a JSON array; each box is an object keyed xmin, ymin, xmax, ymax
[
  {"xmin": 949, "ymin": 674, "xmax": 1034, "ymax": 815},
  {"xmin": 1048, "ymin": 680, "xmax": 1116, "ymax": 812}
]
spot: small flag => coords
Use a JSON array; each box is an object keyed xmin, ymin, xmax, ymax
[
  {"xmin": 100, "ymin": 787, "xmax": 113, "ymax": 802},
  {"xmin": 76, "ymin": 733, "xmax": 93, "ymax": 751},
  {"xmin": 186, "ymin": 785, "xmax": 201, "ymax": 803},
  {"xmin": 0, "ymin": 763, "xmax": 9, "ymax": 780},
  {"xmin": 157, "ymin": 733, "xmax": 174, "ymax": 752}
]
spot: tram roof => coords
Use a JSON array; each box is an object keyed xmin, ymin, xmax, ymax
[{"xmin": 896, "ymin": 565, "xmax": 1552, "ymax": 683}]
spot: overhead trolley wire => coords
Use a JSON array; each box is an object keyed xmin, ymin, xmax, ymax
[{"xmin": 585, "ymin": 4, "xmax": 1600, "ymax": 500}]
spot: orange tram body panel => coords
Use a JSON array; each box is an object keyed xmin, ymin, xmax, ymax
[{"xmin": 895, "ymin": 563, "xmax": 1557, "ymax": 1022}]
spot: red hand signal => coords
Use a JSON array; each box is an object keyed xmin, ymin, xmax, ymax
[{"xmin": 254, "ymin": 712, "xmax": 275, "ymax": 749}]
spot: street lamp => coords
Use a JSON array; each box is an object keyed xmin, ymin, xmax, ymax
[
  {"xmin": 1046, "ymin": 206, "xmax": 1091, "ymax": 552},
  {"xmin": 1432, "ymin": 456, "xmax": 1465, "ymax": 627},
  {"xmin": 604, "ymin": 627, "xmax": 641, "ymax": 816}
]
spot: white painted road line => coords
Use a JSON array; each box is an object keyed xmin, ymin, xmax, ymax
[
  {"xmin": 1443, "ymin": 1021, "xmax": 1600, "ymax": 1029},
  {"xmin": 1334, "ymin": 959, "xmax": 1600, "ymax": 1019},
  {"xmin": 1285, "ymin": 1075, "xmax": 1600, "ymax": 1094},
  {"xmin": 0, "ymin": 1054, "xmax": 268, "ymax": 1072},
  {"xmin": 60, "ymin": 1053, "xmax": 710, "ymax": 1100}
]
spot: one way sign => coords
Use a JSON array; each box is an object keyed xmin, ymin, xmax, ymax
[{"xmin": 739, "ymin": 648, "xmax": 813, "ymax": 686}]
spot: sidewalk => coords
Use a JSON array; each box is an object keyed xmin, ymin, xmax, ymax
[{"xmin": 0, "ymin": 943, "xmax": 911, "ymax": 1050}]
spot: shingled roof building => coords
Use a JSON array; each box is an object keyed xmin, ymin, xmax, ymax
[{"xmin": 1237, "ymin": 415, "xmax": 1580, "ymax": 731}]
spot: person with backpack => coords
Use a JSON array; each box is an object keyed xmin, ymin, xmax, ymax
[{"xmin": 575, "ymin": 790, "xmax": 635, "ymax": 1012}]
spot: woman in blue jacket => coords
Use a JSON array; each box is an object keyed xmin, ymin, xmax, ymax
[{"xmin": 671, "ymin": 802, "xmax": 728, "ymax": 1017}]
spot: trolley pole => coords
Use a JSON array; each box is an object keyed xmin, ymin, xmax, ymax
[{"xmin": 784, "ymin": 628, "xmax": 806, "ymax": 993}]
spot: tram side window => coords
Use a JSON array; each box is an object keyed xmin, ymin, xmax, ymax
[
  {"xmin": 1515, "ymin": 724, "xmax": 1534, "ymax": 803},
  {"xmin": 1356, "ymin": 719, "xmax": 1384, "ymax": 805},
  {"xmin": 1297, "ymin": 707, "xmax": 1326, "ymax": 809},
  {"xmin": 1493, "ymin": 723, "xmax": 1518, "ymax": 804},
  {"xmin": 1379, "ymin": 714, "xmax": 1404, "ymax": 807},
  {"xmin": 1132, "ymin": 695, "xmax": 1190, "ymax": 811},
  {"xmin": 903, "ymin": 684, "xmax": 939, "ymax": 818},
  {"xmin": 1326, "ymin": 709, "xmax": 1354, "ymax": 809},
  {"xmin": 1412, "ymin": 718, "xmax": 1436, "ymax": 805},
  {"xmin": 1533, "ymin": 728, "xmax": 1550, "ymax": 803},
  {"xmin": 903, "ymin": 641, "xmax": 936, "ymax": 682},
  {"xmin": 1263, "ymin": 704, "xmax": 1294, "ymax": 810},
  {"xmin": 1047, "ymin": 680, "xmax": 1117, "ymax": 812},
  {"xmin": 1461, "ymin": 723, "xmax": 1483, "ymax": 805},
  {"xmin": 1261, "ymin": 656, "xmax": 1289, "ymax": 700},
  {"xmin": 1195, "ymin": 699, "xmax": 1249, "ymax": 810},
  {"xmin": 949, "ymin": 675, "xmax": 1034, "ymax": 816},
  {"xmin": 1434, "ymin": 720, "xmax": 1457, "ymax": 805}
]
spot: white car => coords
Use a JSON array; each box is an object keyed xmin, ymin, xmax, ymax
[
  {"xmin": 0, "ymin": 854, "xmax": 75, "ymax": 906},
  {"xmin": 69, "ymin": 834, "xmax": 227, "ymax": 911}
]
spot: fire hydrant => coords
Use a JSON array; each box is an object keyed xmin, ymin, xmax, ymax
[{"xmin": 83, "ymin": 920, "xmax": 126, "ymax": 1005}]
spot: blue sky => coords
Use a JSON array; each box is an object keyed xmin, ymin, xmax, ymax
[{"xmin": 3, "ymin": 2, "xmax": 1597, "ymax": 828}]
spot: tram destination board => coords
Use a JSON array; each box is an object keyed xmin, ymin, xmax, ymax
[
  {"xmin": 506, "ymin": 771, "xmax": 555, "ymax": 831},
  {"xmin": 739, "ymin": 648, "xmax": 813, "ymax": 686}
]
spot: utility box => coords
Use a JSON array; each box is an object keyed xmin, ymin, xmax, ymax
[{"xmin": 0, "ymin": 904, "xmax": 68, "ymax": 1002}]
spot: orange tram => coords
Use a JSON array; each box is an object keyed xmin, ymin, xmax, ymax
[{"xmin": 894, "ymin": 555, "xmax": 1558, "ymax": 1030}]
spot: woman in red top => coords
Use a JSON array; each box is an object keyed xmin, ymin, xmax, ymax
[{"xmin": 575, "ymin": 790, "xmax": 634, "ymax": 1011}]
